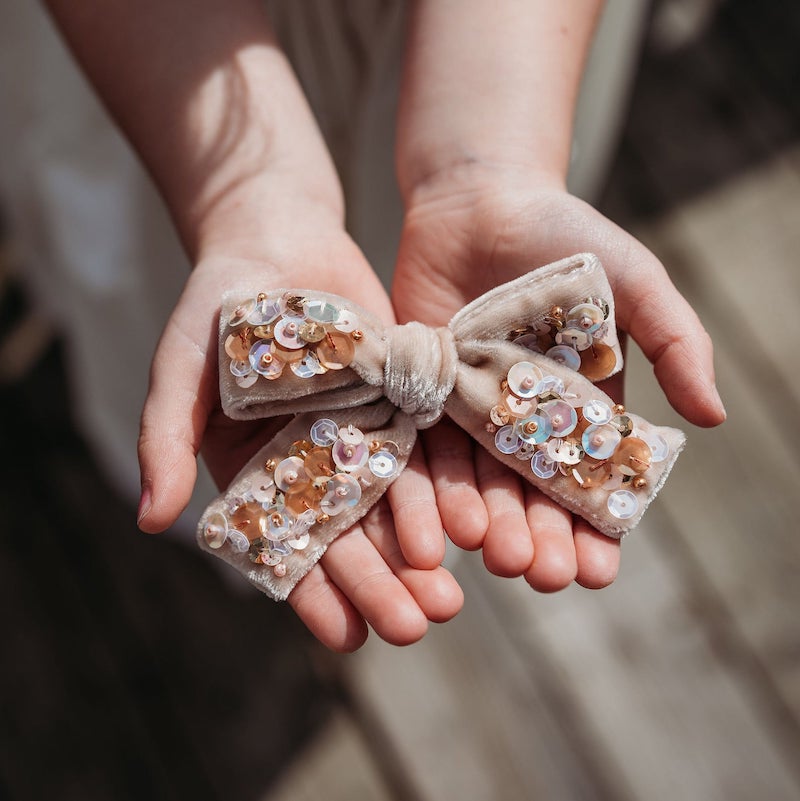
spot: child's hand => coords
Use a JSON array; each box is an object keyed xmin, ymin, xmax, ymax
[
  {"xmin": 392, "ymin": 169, "xmax": 725, "ymax": 592},
  {"xmin": 137, "ymin": 225, "xmax": 463, "ymax": 651}
]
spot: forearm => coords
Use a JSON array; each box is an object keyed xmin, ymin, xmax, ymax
[
  {"xmin": 397, "ymin": 0, "xmax": 603, "ymax": 199},
  {"xmin": 44, "ymin": 0, "xmax": 343, "ymax": 260}
]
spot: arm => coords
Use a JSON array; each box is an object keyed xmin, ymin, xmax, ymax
[
  {"xmin": 44, "ymin": 0, "xmax": 462, "ymax": 649},
  {"xmin": 393, "ymin": 0, "xmax": 725, "ymax": 590}
]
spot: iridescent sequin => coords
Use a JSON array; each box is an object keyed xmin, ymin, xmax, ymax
[
  {"xmin": 490, "ymin": 357, "xmax": 667, "ymax": 525},
  {"xmin": 227, "ymin": 292, "xmax": 363, "ymax": 386},
  {"xmin": 209, "ymin": 418, "xmax": 404, "ymax": 577}
]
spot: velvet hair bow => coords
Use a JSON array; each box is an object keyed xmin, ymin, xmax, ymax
[{"xmin": 198, "ymin": 253, "xmax": 685, "ymax": 600}]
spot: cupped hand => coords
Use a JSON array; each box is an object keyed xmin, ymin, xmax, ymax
[
  {"xmin": 137, "ymin": 222, "xmax": 462, "ymax": 651},
  {"xmin": 392, "ymin": 167, "xmax": 726, "ymax": 592}
]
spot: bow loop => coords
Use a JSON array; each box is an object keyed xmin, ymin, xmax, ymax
[{"xmin": 384, "ymin": 322, "xmax": 458, "ymax": 428}]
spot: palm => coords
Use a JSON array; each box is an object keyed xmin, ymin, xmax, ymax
[
  {"xmin": 139, "ymin": 230, "xmax": 463, "ymax": 651},
  {"xmin": 392, "ymin": 181, "xmax": 709, "ymax": 590}
]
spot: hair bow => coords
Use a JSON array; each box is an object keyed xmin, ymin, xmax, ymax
[{"xmin": 198, "ymin": 253, "xmax": 685, "ymax": 600}]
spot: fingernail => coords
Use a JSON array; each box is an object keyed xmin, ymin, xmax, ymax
[
  {"xmin": 711, "ymin": 384, "xmax": 727, "ymax": 420},
  {"xmin": 137, "ymin": 485, "xmax": 152, "ymax": 526}
]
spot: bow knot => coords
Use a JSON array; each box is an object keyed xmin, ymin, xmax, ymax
[{"xmin": 384, "ymin": 322, "xmax": 458, "ymax": 428}]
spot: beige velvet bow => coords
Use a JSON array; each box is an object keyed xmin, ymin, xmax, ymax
[{"xmin": 198, "ymin": 253, "xmax": 685, "ymax": 600}]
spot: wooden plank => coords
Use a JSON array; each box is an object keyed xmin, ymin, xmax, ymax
[
  {"xmin": 626, "ymin": 148, "xmax": 800, "ymax": 730},
  {"xmin": 345, "ymin": 551, "xmax": 638, "ymax": 801},
  {"xmin": 497, "ymin": 530, "xmax": 800, "ymax": 801},
  {"xmin": 262, "ymin": 709, "xmax": 394, "ymax": 801}
]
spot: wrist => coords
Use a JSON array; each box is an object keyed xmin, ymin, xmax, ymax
[{"xmin": 401, "ymin": 158, "xmax": 567, "ymax": 213}]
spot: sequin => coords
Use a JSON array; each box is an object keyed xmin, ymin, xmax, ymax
[
  {"xmin": 561, "ymin": 385, "xmax": 589, "ymax": 408},
  {"xmin": 332, "ymin": 440, "xmax": 369, "ymax": 471},
  {"xmin": 579, "ymin": 342, "xmax": 617, "ymax": 381},
  {"xmin": 531, "ymin": 451, "xmax": 558, "ymax": 479},
  {"xmin": 582, "ymin": 424, "xmax": 622, "ymax": 460},
  {"xmin": 225, "ymin": 329, "xmax": 254, "ymax": 361},
  {"xmin": 495, "ymin": 425, "xmax": 521, "ymax": 454},
  {"xmin": 607, "ymin": 490, "xmax": 639, "ymax": 520},
  {"xmin": 490, "ymin": 404, "xmax": 511, "ymax": 426},
  {"xmin": 229, "ymin": 502, "xmax": 269, "ymax": 541},
  {"xmin": 546, "ymin": 438, "xmax": 584, "ymax": 465},
  {"xmin": 310, "ymin": 418, "xmax": 339, "ymax": 446},
  {"xmin": 249, "ymin": 341, "xmax": 277, "ymax": 375},
  {"xmin": 203, "ymin": 513, "xmax": 228, "ymax": 549},
  {"xmin": 303, "ymin": 447, "xmax": 334, "ymax": 480},
  {"xmin": 556, "ymin": 326, "xmax": 593, "ymax": 351},
  {"xmin": 533, "ymin": 375, "xmax": 566, "ymax": 397},
  {"xmin": 273, "ymin": 317, "xmax": 305, "ymax": 350},
  {"xmin": 304, "ymin": 299, "xmax": 340, "ymax": 323},
  {"xmin": 321, "ymin": 474, "xmax": 362, "ymax": 515},
  {"xmin": 270, "ymin": 341, "xmax": 306, "ymax": 364},
  {"xmin": 539, "ymin": 399, "xmax": 578, "ymax": 437},
  {"xmin": 517, "ymin": 413, "xmax": 552, "ymax": 444},
  {"xmin": 228, "ymin": 299, "xmax": 256, "ymax": 327},
  {"xmin": 248, "ymin": 297, "xmax": 283, "ymax": 326},
  {"xmin": 230, "ymin": 359, "xmax": 252, "ymax": 378},
  {"xmin": 235, "ymin": 372, "xmax": 259, "ymax": 388},
  {"xmin": 266, "ymin": 511, "xmax": 293, "ymax": 540},
  {"xmin": 566, "ymin": 302, "xmax": 604, "ymax": 332},
  {"xmin": 642, "ymin": 431, "xmax": 669, "ymax": 463},
  {"xmin": 299, "ymin": 321, "xmax": 326, "ymax": 343},
  {"xmin": 286, "ymin": 532, "xmax": 310, "ymax": 550},
  {"xmin": 317, "ymin": 332, "xmax": 355, "ymax": 370},
  {"xmin": 282, "ymin": 294, "xmax": 307, "ymax": 319},
  {"xmin": 610, "ymin": 414, "xmax": 633, "ymax": 437},
  {"xmin": 333, "ymin": 310, "xmax": 361, "ymax": 333},
  {"xmin": 582, "ymin": 399, "xmax": 613, "ymax": 425},
  {"xmin": 274, "ymin": 457, "xmax": 308, "ymax": 491},
  {"xmin": 369, "ymin": 450, "xmax": 399, "ymax": 478},
  {"xmin": 545, "ymin": 345, "xmax": 581, "ymax": 371},
  {"xmin": 515, "ymin": 442, "xmax": 538, "ymax": 460},
  {"xmin": 250, "ymin": 476, "xmax": 276, "ymax": 504},
  {"xmin": 283, "ymin": 483, "xmax": 325, "ymax": 516},
  {"xmin": 503, "ymin": 391, "xmax": 536, "ymax": 419},
  {"xmin": 507, "ymin": 361, "xmax": 544, "ymax": 399},
  {"xmin": 291, "ymin": 352, "xmax": 324, "ymax": 378},
  {"xmin": 338, "ymin": 424, "xmax": 365, "ymax": 445},
  {"xmin": 227, "ymin": 529, "xmax": 250, "ymax": 553}
]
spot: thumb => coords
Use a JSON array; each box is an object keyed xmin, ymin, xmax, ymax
[{"xmin": 137, "ymin": 306, "xmax": 217, "ymax": 532}]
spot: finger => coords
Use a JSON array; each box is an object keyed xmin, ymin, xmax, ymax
[
  {"xmin": 137, "ymin": 305, "xmax": 217, "ymax": 533},
  {"xmin": 321, "ymin": 524, "xmax": 429, "ymax": 646},
  {"xmin": 387, "ymin": 441, "xmax": 445, "ymax": 570},
  {"xmin": 423, "ymin": 419, "xmax": 488, "ymax": 551},
  {"xmin": 288, "ymin": 564, "xmax": 369, "ymax": 653},
  {"xmin": 476, "ymin": 449, "xmax": 535, "ymax": 577},
  {"xmin": 523, "ymin": 487, "xmax": 578, "ymax": 593},
  {"xmin": 573, "ymin": 522, "xmax": 621, "ymax": 589},
  {"xmin": 613, "ymin": 251, "xmax": 725, "ymax": 427},
  {"xmin": 362, "ymin": 499, "xmax": 464, "ymax": 624}
]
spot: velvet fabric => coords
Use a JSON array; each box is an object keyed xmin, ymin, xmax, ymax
[{"xmin": 200, "ymin": 253, "xmax": 685, "ymax": 599}]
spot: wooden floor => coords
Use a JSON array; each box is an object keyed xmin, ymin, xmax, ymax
[{"xmin": 2, "ymin": 1, "xmax": 800, "ymax": 800}]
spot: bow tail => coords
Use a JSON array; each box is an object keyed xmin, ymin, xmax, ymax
[
  {"xmin": 197, "ymin": 401, "xmax": 416, "ymax": 600},
  {"xmin": 445, "ymin": 352, "xmax": 686, "ymax": 539}
]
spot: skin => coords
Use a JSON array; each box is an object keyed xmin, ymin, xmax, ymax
[
  {"xmin": 392, "ymin": 0, "xmax": 725, "ymax": 592},
  {"xmin": 44, "ymin": 0, "xmax": 725, "ymax": 650}
]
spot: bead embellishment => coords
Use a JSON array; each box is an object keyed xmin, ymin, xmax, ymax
[
  {"xmin": 203, "ymin": 419, "xmax": 400, "ymax": 576},
  {"xmin": 489, "ymin": 361, "xmax": 660, "ymax": 521},
  {"xmin": 509, "ymin": 297, "xmax": 616, "ymax": 380},
  {"xmin": 226, "ymin": 292, "xmax": 363, "ymax": 385}
]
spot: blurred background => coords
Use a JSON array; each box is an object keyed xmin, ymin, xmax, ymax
[{"xmin": 1, "ymin": 0, "xmax": 799, "ymax": 799}]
